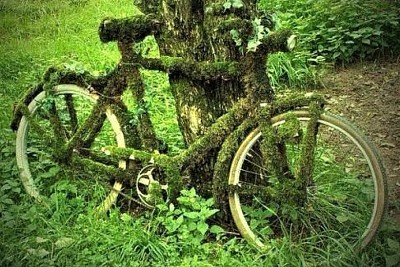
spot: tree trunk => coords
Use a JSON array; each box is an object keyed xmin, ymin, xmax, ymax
[
  {"xmin": 134, "ymin": 0, "xmax": 273, "ymax": 195},
  {"xmin": 136, "ymin": 0, "xmax": 267, "ymax": 140}
]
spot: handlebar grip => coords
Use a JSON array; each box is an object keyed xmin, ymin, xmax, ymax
[{"xmin": 98, "ymin": 15, "xmax": 162, "ymax": 43}]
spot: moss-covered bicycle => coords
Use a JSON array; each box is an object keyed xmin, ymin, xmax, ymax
[{"xmin": 11, "ymin": 14, "xmax": 386, "ymax": 251}]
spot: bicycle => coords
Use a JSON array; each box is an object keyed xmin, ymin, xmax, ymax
[{"xmin": 11, "ymin": 14, "xmax": 387, "ymax": 251}]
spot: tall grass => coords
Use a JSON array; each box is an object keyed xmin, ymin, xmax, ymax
[{"xmin": 0, "ymin": 0, "xmax": 139, "ymax": 129}]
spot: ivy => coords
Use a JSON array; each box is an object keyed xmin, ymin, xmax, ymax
[
  {"xmin": 247, "ymin": 18, "xmax": 268, "ymax": 52},
  {"xmin": 223, "ymin": 0, "xmax": 244, "ymax": 10}
]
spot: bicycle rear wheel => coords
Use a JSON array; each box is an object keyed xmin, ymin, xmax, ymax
[
  {"xmin": 16, "ymin": 84, "xmax": 126, "ymax": 212},
  {"xmin": 229, "ymin": 110, "xmax": 387, "ymax": 251}
]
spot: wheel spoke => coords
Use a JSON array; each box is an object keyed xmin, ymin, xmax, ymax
[
  {"xmin": 82, "ymin": 113, "xmax": 107, "ymax": 148},
  {"xmin": 48, "ymin": 100, "xmax": 68, "ymax": 144},
  {"xmin": 65, "ymin": 94, "xmax": 78, "ymax": 134},
  {"xmin": 64, "ymin": 104, "xmax": 104, "ymax": 153},
  {"xmin": 16, "ymin": 84, "xmax": 126, "ymax": 214},
  {"xmin": 229, "ymin": 182, "xmax": 273, "ymax": 198},
  {"xmin": 228, "ymin": 110, "xmax": 386, "ymax": 250},
  {"xmin": 296, "ymin": 117, "xmax": 319, "ymax": 186}
]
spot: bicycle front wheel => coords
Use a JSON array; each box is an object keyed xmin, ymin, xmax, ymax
[
  {"xmin": 229, "ymin": 110, "xmax": 387, "ymax": 251},
  {"xmin": 16, "ymin": 84, "xmax": 126, "ymax": 212}
]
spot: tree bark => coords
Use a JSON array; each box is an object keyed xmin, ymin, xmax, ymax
[
  {"xmin": 136, "ymin": 0, "xmax": 267, "ymax": 142},
  {"xmin": 134, "ymin": 0, "xmax": 274, "ymax": 195}
]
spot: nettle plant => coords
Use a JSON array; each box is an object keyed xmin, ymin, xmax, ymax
[
  {"xmin": 260, "ymin": 0, "xmax": 400, "ymax": 63},
  {"xmin": 155, "ymin": 188, "xmax": 225, "ymax": 246}
]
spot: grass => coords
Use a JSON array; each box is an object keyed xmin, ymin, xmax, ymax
[{"xmin": 0, "ymin": 0, "xmax": 399, "ymax": 266}]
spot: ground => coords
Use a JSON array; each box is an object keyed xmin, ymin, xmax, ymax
[{"xmin": 321, "ymin": 57, "xmax": 400, "ymax": 222}]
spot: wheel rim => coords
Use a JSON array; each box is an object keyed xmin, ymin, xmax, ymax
[
  {"xmin": 229, "ymin": 111, "xmax": 386, "ymax": 250},
  {"xmin": 16, "ymin": 84, "xmax": 126, "ymax": 212}
]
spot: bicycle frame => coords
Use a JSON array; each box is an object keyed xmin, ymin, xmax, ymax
[
  {"xmin": 11, "ymin": 17, "xmax": 325, "ymax": 208},
  {"xmin": 11, "ymin": 33, "xmax": 325, "ymax": 209},
  {"xmin": 11, "ymin": 10, "xmax": 388, "ymax": 252}
]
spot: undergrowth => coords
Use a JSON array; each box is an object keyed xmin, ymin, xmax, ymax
[
  {"xmin": 263, "ymin": 0, "xmax": 400, "ymax": 89},
  {"xmin": 260, "ymin": 0, "xmax": 400, "ymax": 63},
  {"xmin": 1, "ymin": 0, "xmax": 399, "ymax": 266}
]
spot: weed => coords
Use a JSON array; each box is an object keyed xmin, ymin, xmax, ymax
[
  {"xmin": 0, "ymin": 0, "xmax": 398, "ymax": 266},
  {"xmin": 260, "ymin": 0, "xmax": 400, "ymax": 64}
]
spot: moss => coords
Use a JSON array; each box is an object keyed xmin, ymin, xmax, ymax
[
  {"xmin": 10, "ymin": 83, "xmax": 44, "ymax": 131},
  {"xmin": 146, "ymin": 181, "xmax": 164, "ymax": 206},
  {"xmin": 217, "ymin": 18, "xmax": 253, "ymax": 35},
  {"xmin": 16, "ymin": 103, "xmax": 53, "ymax": 142},
  {"xmin": 10, "ymin": 0, "xmax": 330, "ymax": 214},
  {"xmin": 256, "ymin": 94, "xmax": 325, "ymax": 206},
  {"xmin": 205, "ymin": 2, "xmax": 248, "ymax": 18},
  {"xmin": 138, "ymin": 56, "xmax": 240, "ymax": 81},
  {"xmin": 71, "ymin": 156, "xmax": 130, "ymax": 184},
  {"xmin": 178, "ymin": 97, "xmax": 253, "ymax": 168},
  {"xmin": 127, "ymin": 68, "xmax": 160, "ymax": 151},
  {"xmin": 11, "ymin": 65, "xmax": 96, "ymax": 131},
  {"xmin": 109, "ymin": 103, "xmax": 142, "ymax": 149},
  {"xmin": 98, "ymin": 14, "xmax": 162, "ymax": 43},
  {"xmin": 102, "ymin": 146, "xmax": 183, "ymax": 199},
  {"xmin": 272, "ymin": 92, "xmax": 325, "ymax": 115},
  {"xmin": 241, "ymin": 48, "xmax": 274, "ymax": 103},
  {"xmin": 259, "ymin": 29, "xmax": 294, "ymax": 53},
  {"xmin": 153, "ymin": 154, "xmax": 182, "ymax": 200},
  {"xmin": 295, "ymin": 100, "xmax": 324, "ymax": 189},
  {"xmin": 212, "ymin": 117, "xmax": 256, "ymax": 214}
]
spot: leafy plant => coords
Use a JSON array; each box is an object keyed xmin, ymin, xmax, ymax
[
  {"xmin": 267, "ymin": 51, "xmax": 324, "ymax": 89},
  {"xmin": 223, "ymin": 0, "xmax": 244, "ymax": 10},
  {"xmin": 155, "ymin": 188, "xmax": 225, "ymax": 247},
  {"xmin": 0, "ymin": 0, "xmax": 399, "ymax": 266},
  {"xmin": 260, "ymin": 0, "xmax": 400, "ymax": 63}
]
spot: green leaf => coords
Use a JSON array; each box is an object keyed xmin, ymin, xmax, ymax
[
  {"xmin": 336, "ymin": 214, "xmax": 349, "ymax": 223},
  {"xmin": 169, "ymin": 203, "xmax": 175, "ymax": 212},
  {"xmin": 1, "ymin": 198, "xmax": 14, "ymax": 205},
  {"xmin": 230, "ymin": 29, "xmax": 242, "ymax": 46},
  {"xmin": 27, "ymin": 248, "xmax": 50, "ymax": 258},
  {"xmin": 188, "ymin": 221, "xmax": 197, "ymax": 231},
  {"xmin": 204, "ymin": 208, "xmax": 219, "ymax": 218},
  {"xmin": 333, "ymin": 51, "xmax": 341, "ymax": 59},
  {"xmin": 232, "ymin": 0, "xmax": 244, "ymax": 8},
  {"xmin": 197, "ymin": 222, "xmax": 209, "ymax": 235},
  {"xmin": 349, "ymin": 33, "xmax": 362, "ymax": 39},
  {"xmin": 184, "ymin": 212, "xmax": 199, "ymax": 219},
  {"xmin": 1, "ymin": 184, "xmax": 11, "ymax": 191},
  {"xmin": 362, "ymin": 39, "xmax": 371, "ymax": 45},
  {"xmin": 36, "ymin": 237, "xmax": 49, "ymax": 244},
  {"xmin": 388, "ymin": 238, "xmax": 400, "ymax": 250},
  {"xmin": 210, "ymin": 225, "xmax": 225, "ymax": 234},
  {"xmin": 156, "ymin": 203, "xmax": 168, "ymax": 211},
  {"xmin": 223, "ymin": 2, "xmax": 232, "ymax": 9},
  {"xmin": 120, "ymin": 213, "xmax": 132, "ymax": 222},
  {"xmin": 385, "ymin": 254, "xmax": 400, "ymax": 267},
  {"xmin": 55, "ymin": 237, "xmax": 74, "ymax": 249},
  {"xmin": 175, "ymin": 215, "xmax": 184, "ymax": 227}
]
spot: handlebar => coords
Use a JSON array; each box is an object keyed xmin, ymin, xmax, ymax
[{"xmin": 98, "ymin": 14, "xmax": 162, "ymax": 43}]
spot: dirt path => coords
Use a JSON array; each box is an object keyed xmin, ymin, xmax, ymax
[{"xmin": 321, "ymin": 58, "xmax": 400, "ymax": 220}]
